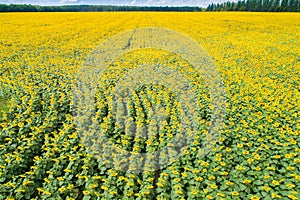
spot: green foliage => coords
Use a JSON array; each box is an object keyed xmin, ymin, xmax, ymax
[
  {"xmin": 1, "ymin": 2, "xmax": 299, "ymax": 12},
  {"xmin": 206, "ymin": 0, "xmax": 300, "ymax": 12},
  {"xmin": 0, "ymin": 97, "xmax": 9, "ymax": 118},
  {"xmin": 0, "ymin": 4, "xmax": 202, "ymax": 12}
]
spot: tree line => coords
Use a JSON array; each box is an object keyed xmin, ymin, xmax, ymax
[
  {"xmin": 207, "ymin": 0, "xmax": 300, "ymax": 11},
  {"xmin": 0, "ymin": 1, "xmax": 299, "ymax": 12},
  {"xmin": 0, "ymin": 4, "xmax": 202, "ymax": 12}
]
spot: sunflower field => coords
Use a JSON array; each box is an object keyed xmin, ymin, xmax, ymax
[{"xmin": 0, "ymin": 12, "xmax": 299, "ymax": 200}]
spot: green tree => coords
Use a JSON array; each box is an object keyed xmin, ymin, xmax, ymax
[{"xmin": 281, "ymin": 0, "xmax": 289, "ymax": 11}]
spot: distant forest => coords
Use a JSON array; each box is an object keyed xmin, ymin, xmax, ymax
[
  {"xmin": 0, "ymin": 0, "xmax": 299, "ymax": 12},
  {"xmin": 207, "ymin": 0, "xmax": 300, "ymax": 11},
  {"xmin": 0, "ymin": 4, "xmax": 202, "ymax": 12}
]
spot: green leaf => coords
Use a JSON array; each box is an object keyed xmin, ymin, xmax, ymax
[
  {"xmin": 253, "ymin": 180, "xmax": 263, "ymax": 185},
  {"xmin": 261, "ymin": 191, "xmax": 268, "ymax": 197},
  {"xmin": 0, "ymin": 177, "xmax": 6, "ymax": 182},
  {"xmin": 83, "ymin": 195, "xmax": 91, "ymax": 200},
  {"xmin": 239, "ymin": 184, "xmax": 247, "ymax": 191}
]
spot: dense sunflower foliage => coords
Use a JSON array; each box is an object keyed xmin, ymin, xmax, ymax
[{"xmin": 0, "ymin": 12, "xmax": 299, "ymax": 200}]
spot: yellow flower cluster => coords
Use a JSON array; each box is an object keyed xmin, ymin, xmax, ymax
[{"xmin": 0, "ymin": 12, "xmax": 299, "ymax": 199}]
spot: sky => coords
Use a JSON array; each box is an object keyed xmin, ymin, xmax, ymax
[{"xmin": 0, "ymin": 0, "xmax": 231, "ymax": 7}]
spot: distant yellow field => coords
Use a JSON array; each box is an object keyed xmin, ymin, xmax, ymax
[{"xmin": 0, "ymin": 13, "xmax": 299, "ymax": 199}]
